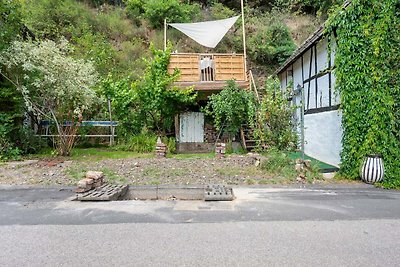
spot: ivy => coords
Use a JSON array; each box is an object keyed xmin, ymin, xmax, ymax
[{"xmin": 325, "ymin": 0, "xmax": 400, "ymax": 187}]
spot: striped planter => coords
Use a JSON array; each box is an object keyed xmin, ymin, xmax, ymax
[{"xmin": 360, "ymin": 155, "xmax": 384, "ymax": 184}]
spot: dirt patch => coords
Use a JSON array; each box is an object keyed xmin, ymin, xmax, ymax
[{"xmin": 0, "ymin": 154, "xmax": 280, "ymax": 186}]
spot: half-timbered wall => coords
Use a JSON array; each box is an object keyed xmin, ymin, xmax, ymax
[{"xmin": 278, "ymin": 36, "xmax": 342, "ymax": 167}]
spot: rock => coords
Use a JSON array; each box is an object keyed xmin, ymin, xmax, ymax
[
  {"xmin": 323, "ymin": 172, "xmax": 336, "ymax": 179},
  {"xmin": 296, "ymin": 176, "xmax": 305, "ymax": 183},
  {"xmin": 85, "ymin": 171, "xmax": 104, "ymax": 180},
  {"xmin": 295, "ymin": 163, "xmax": 303, "ymax": 172},
  {"xmin": 254, "ymin": 159, "xmax": 260, "ymax": 167},
  {"xmin": 304, "ymin": 160, "xmax": 312, "ymax": 168}
]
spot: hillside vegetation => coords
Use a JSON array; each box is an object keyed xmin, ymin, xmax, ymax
[
  {"xmin": 18, "ymin": 0, "xmax": 334, "ymax": 77},
  {"xmin": 0, "ymin": 0, "xmax": 340, "ymax": 158}
]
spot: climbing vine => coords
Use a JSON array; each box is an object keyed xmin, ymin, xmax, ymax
[{"xmin": 325, "ymin": 0, "xmax": 400, "ymax": 187}]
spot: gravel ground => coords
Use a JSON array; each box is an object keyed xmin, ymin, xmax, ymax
[{"xmin": 0, "ymin": 154, "xmax": 283, "ymax": 186}]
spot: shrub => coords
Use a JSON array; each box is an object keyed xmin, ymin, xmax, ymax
[
  {"xmin": 117, "ymin": 133, "xmax": 157, "ymax": 153},
  {"xmin": 124, "ymin": 0, "xmax": 201, "ymax": 29},
  {"xmin": 203, "ymin": 80, "xmax": 257, "ymax": 139},
  {"xmin": 247, "ymin": 19, "xmax": 296, "ymax": 66},
  {"xmin": 260, "ymin": 149, "xmax": 296, "ymax": 178},
  {"xmin": 255, "ymin": 77, "xmax": 297, "ymax": 150}
]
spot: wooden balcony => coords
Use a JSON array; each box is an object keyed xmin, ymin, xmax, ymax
[{"xmin": 168, "ymin": 53, "xmax": 249, "ymax": 91}]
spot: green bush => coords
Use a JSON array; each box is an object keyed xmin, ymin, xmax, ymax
[
  {"xmin": 255, "ymin": 77, "xmax": 297, "ymax": 150},
  {"xmin": 125, "ymin": 0, "xmax": 201, "ymax": 29},
  {"xmin": 247, "ymin": 19, "xmax": 296, "ymax": 66},
  {"xmin": 161, "ymin": 136, "xmax": 177, "ymax": 154},
  {"xmin": 203, "ymin": 80, "xmax": 256, "ymax": 139},
  {"xmin": 260, "ymin": 149, "xmax": 296, "ymax": 178},
  {"xmin": 117, "ymin": 133, "xmax": 157, "ymax": 153}
]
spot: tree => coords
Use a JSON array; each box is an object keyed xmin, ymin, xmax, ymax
[
  {"xmin": 204, "ymin": 80, "xmax": 256, "ymax": 139},
  {"xmin": 132, "ymin": 44, "xmax": 197, "ymax": 135},
  {"xmin": 0, "ymin": 39, "xmax": 99, "ymax": 156}
]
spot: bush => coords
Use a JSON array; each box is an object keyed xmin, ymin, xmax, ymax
[
  {"xmin": 203, "ymin": 80, "xmax": 257, "ymax": 139},
  {"xmin": 124, "ymin": 0, "xmax": 201, "ymax": 29},
  {"xmin": 247, "ymin": 19, "xmax": 296, "ymax": 66},
  {"xmin": 117, "ymin": 133, "xmax": 157, "ymax": 153},
  {"xmin": 255, "ymin": 77, "xmax": 297, "ymax": 150},
  {"xmin": 260, "ymin": 149, "xmax": 296, "ymax": 178},
  {"xmin": 116, "ymin": 133, "xmax": 176, "ymax": 154}
]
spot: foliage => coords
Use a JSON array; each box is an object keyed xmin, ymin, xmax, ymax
[
  {"xmin": 0, "ymin": 39, "xmax": 99, "ymax": 156},
  {"xmin": 260, "ymin": 149, "xmax": 297, "ymax": 178},
  {"xmin": 124, "ymin": 0, "xmax": 201, "ymax": 29},
  {"xmin": 325, "ymin": 0, "xmax": 400, "ymax": 187},
  {"xmin": 98, "ymin": 75, "xmax": 143, "ymax": 137},
  {"xmin": 116, "ymin": 133, "xmax": 176, "ymax": 154},
  {"xmin": 0, "ymin": 0, "xmax": 23, "ymax": 51},
  {"xmin": 100, "ymin": 44, "xmax": 195, "ymax": 136},
  {"xmin": 204, "ymin": 80, "xmax": 256, "ymax": 138},
  {"xmin": 21, "ymin": 0, "xmax": 147, "ymax": 78},
  {"xmin": 133, "ymin": 43, "xmax": 197, "ymax": 134},
  {"xmin": 255, "ymin": 77, "xmax": 297, "ymax": 150},
  {"xmin": 209, "ymin": 2, "xmax": 236, "ymax": 20},
  {"xmin": 117, "ymin": 133, "xmax": 157, "ymax": 153},
  {"xmin": 291, "ymin": 0, "xmax": 344, "ymax": 18},
  {"xmin": 247, "ymin": 18, "xmax": 296, "ymax": 66}
]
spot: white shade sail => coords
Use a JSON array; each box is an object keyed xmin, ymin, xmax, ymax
[{"xmin": 168, "ymin": 16, "xmax": 240, "ymax": 48}]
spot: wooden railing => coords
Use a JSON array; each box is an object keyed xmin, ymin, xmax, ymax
[{"xmin": 168, "ymin": 53, "xmax": 246, "ymax": 82}]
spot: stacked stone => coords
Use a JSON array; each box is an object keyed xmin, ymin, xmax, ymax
[
  {"xmin": 295, "ymin": 159, "xmax": 312, "ymax": 183},
  {"xmin": 76, "ymin": 171, "xmax": 104, "ymax": 193},
  {"xmin": 156, "ymin": 137, "xmax": 167, "ymax": 158},
  {"xmin": 204, "ymin": 124, "xmax": 217, "ymax": 143},
  {"xmin": 215, "ymin": 143, "xmax": 226, "ymax": 159}
]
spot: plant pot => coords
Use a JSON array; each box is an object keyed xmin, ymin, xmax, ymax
[{"xmin": 360, "ymin": 155, "xmax": 384, "ymax": 184}]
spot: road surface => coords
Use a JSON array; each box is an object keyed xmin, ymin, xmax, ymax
[{"xmin": 1, "ymin": 184, "xmax": 399, "ymax": 266}]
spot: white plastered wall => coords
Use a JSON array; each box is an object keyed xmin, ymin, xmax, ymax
[{"xmin": 304, "ymin": 110, "xmax": 342, "ymax": 167}]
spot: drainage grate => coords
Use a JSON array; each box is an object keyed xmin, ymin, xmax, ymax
[
  {"xmin": 204, "ymin": 184, "xmax": 235, "ymax": 201},
  {"xmin": 77, "ymin": 184, "xmax": 129, "ymax": 201}
]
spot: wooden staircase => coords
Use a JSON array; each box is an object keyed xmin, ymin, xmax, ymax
[
  {"xmin": 240, "ymin": 127, "xmax": 259, "ymax": 151},
  {"xmin": 240, "ymin": 70, "xmax": 265, "ymax": 152}
]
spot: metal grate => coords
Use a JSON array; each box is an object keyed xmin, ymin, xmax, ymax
[
  {"xmin": 77, "ymin": 184, "xmax": 129, "ymax": 201},
  {"xmin": 204, "ymin": 184, "xmax": 235, "ymax": 201}
]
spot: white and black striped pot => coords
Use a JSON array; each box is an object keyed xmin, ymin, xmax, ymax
[{"xmin": 360, "ymin": 155, "xmax": 384, "ymax": 184}]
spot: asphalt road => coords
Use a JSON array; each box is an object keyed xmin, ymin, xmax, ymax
[{"xmin": 1, "ymin": 185, "xmax": 400, "ymax": 266}]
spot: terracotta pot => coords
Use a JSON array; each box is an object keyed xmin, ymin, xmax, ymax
[{"xmin": 360, "ymin": 155, "xmax": 384, "ymax": 184}]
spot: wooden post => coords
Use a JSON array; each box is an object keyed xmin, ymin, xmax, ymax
[
  {"xmin": 241, "ymin": 0, "xmax": 248, "ymax": 81},
  {"xmin": 164, "ymin": 19, "xmax": 167, "ymax": 51},
  {"xmin": 108, "ymin": 98, "xmax": 114, "ymax": 146}
]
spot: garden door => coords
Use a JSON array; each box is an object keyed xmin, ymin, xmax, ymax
[{"xmin": 179, "ymin": 112, "xmax": 204, "ymax": 143}]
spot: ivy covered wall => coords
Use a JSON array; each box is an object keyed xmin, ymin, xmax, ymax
[{"xmin": 326, "ymin": 0, "xmax": 400, "ymax": 187}]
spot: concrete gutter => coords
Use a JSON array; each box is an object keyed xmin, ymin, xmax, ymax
[{"xmin": 123, "ymin": 185, "xmax": 205, "ymax": 200}]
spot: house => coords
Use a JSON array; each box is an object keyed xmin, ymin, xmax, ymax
[
  {"xmin": 166, "ymin": 15, "xmax": 251, "ymax": 152},
  {"xmin": 275, "ymin": 25, "xmax": 342, "ymax": 167}
]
